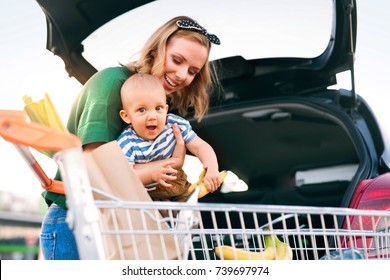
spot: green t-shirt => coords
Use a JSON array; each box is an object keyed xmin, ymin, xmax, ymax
[{"xmin": 42, "ymin": 65, "xmax": 132, "ymax": 209}]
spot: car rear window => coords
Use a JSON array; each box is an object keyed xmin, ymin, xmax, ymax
[{"xmin": 82, "ymin": 0, "xmax": 333, "ymax": 70}]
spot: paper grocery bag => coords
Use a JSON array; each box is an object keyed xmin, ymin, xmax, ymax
[{"xmin": 82, "ymin": 141, "xmax": 179, "ymax": 260}]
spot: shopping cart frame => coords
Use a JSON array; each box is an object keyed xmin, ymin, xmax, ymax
[{"xmin": 1, "ymin": 110, "xmax": 389, "ymax": 260}]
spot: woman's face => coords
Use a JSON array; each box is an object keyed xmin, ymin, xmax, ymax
[{"xmin": 155, "ymin": 36, "xmax": 208, "ymax": 95}]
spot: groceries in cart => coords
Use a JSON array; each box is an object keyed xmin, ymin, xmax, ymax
[
  {"xmin": 23, "ymin": 93, "xmax": 68, "ymax": 157},
  {"xmin": 320, "ymin": 248, "xmax": 364, "ymax": 260},
  {"xmin": 214, "ymin": 229, "xmax": 293, "ymax": 260}
]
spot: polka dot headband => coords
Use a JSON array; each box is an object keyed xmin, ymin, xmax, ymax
[{"xmin": 176, "ymin": 19, "xmax": 221, "ymax": 45}]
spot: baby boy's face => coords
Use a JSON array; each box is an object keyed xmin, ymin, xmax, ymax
[{"xmin": 124, "ymin": 86, "xmax": 168, "ymax": 141}]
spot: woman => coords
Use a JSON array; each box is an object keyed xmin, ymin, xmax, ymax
[{"xmin": 40, "ymin": 15, "xmax": 221, "ymax": 260}]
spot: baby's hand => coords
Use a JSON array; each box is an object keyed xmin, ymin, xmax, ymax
[
  {"xmin": 151, "ymin": 160, "xmax": 178, "ymax": 187},
  {"xmin": 203, "ymin": 168, "xmax": 221, "ymax": 192}
]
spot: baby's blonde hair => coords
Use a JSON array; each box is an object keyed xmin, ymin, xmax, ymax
[{"xmin": 120, "ymin": 73, "xmax": 165, "ymax": 105}]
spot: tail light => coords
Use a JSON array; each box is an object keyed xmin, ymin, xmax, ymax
[{"xmin": 341, "ymin": 173, "xmax": 390, "ymax": 258}]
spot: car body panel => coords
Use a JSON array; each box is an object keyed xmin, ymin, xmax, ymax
[
  {"xmin": 36, "ymin": 0, "xmax": 356, "ymax": 91},
  {"xmin": 36, "ymin": 0, "xmax": 155, "ymax": 83},
  {"xmin": 33, "ymin": 0, "xmax": 389, "ymax": 217}
]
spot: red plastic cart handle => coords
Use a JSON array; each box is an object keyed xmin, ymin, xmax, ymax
[
  {"xmin": 0, "ymin": 110, "xmax": 81, "ymax": 194},
  {"xmin": 0, "ymin": 110, "xmax": 80, "ymax": 151}
]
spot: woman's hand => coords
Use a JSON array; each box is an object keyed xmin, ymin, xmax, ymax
[{"xmin": 170, "ymin": 123, "xmax": 186, "ymax": 169}]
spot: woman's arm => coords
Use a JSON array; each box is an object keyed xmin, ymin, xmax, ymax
[
  {"xmin": 168, "ymin": 123, "xmax": 186, "ymax": 168},
  {"xmin": 83, "ymin": 142, "xmax": 106, "ymax": 151}
]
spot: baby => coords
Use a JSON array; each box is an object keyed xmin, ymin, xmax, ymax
[{"xmin": 117, "ymin": 73, "xmax": 221, "ymax": 201}]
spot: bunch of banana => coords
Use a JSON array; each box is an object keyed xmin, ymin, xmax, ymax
[
  {"xmin": 214, "ymin": 233, "xmax": 293, "ymax": 260},
  {"xmin": 23, "ymin": 93, "xmax": 68, "ymax": 158},
  {"xmin": 185, "ymin": 168, "xmax": 228, "ymax": 199},
  {"xmin": 23, "ymin": 93, "xmax": 67, "ymax": 132},
  {"xmin": 214, "ymin": 242, "xmax": 275, "ymax": 260}
]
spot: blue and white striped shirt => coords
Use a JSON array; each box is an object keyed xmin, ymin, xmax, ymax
[{"xmin": 117, "ymin": 113, "xmax": 196, "ymax": 164}]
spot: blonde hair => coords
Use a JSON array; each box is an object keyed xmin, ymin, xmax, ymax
[
  {"xmin": 120, "ymin": 73, "xmax": 165, "ymax": 105},
  {"xmin": 127, "ymin": 16, "xmax": 219, "ymax": 121}
]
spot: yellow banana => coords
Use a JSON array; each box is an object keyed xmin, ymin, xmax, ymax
[
  {"xmin": 23, "ymin": 93, "xmax": 67, "ymax": 132},
  {"xmin": 214, "ymin": 234, "xmax": 293, "ymax": 260},
  {"xmin": 23, "ymin": 93, "xmax": 67, "ymax": 158},
  {"xmin": 269, "ymin": 234, "xmax": 293, "ymax": 260},
  {"xmin": 214, "ymin": 245, "xmax": 275, "ymax": 260},
  {"xmin": 185, "ymin": 169, "xmax": 228, "ymax": 199},
  {"xmin": 42, "ymin": 93, "xmax": 68, "ymax": 132}
]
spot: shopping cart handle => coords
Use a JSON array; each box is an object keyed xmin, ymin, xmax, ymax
[
  {"xmin": 44, "ymin": 179, "xmax": 66, "ymax": 194},
  {"xmin": 0, "ymin": 110, "xmax": 80, "ymax": 151}
]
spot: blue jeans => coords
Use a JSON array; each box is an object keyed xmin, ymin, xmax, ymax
[{"xmin": 40, "ymin": 204, "xmax": 80, "ymax": 260}]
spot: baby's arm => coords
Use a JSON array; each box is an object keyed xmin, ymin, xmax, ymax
[
  {"xmin": 186, "ymin": 136, "xmax": 221, "ymax": 192},
  {"xmin": 133, "ymin": 159, "xmax": 177, "ymax": 187}
]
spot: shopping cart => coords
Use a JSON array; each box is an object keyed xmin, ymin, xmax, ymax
[
  {"xmin": 91, "ymin": 201, "xmax": 390, "ymax": 260},
  {"xmin": 1, "ymin": 110, "xmax": 389, "ymax": 260}
]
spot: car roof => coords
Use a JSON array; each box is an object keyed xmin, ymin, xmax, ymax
[{"xmin": 35, "ymin": 0, "xmax": 357, "ymax": 99}]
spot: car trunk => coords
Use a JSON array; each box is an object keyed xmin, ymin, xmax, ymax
[
  {"xmin": 190, "ymin": 96, "xmax": 360, "ymax": 207},
  {"xmin": 188, "ymin": 94, "xmax": 363, "ymax": 234}
]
